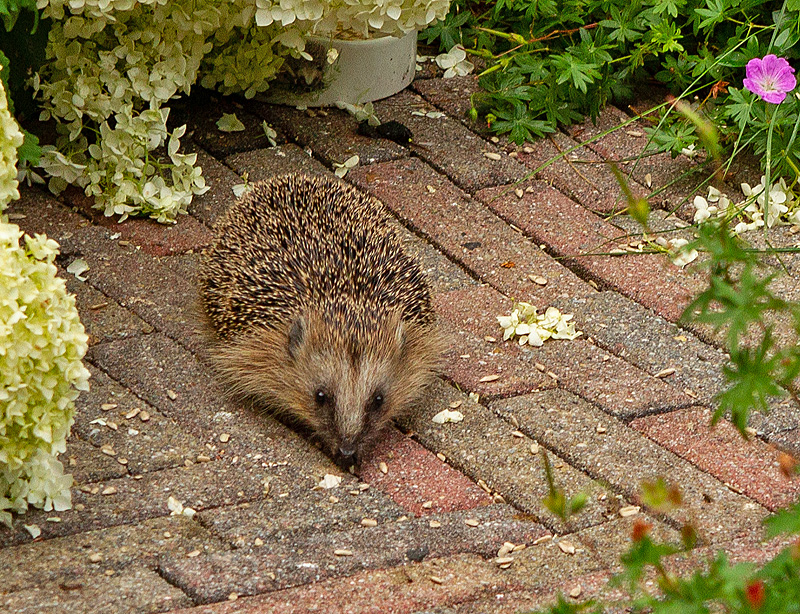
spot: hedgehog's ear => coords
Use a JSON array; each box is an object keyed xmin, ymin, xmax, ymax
[{"xmin": 288, "ymin": 316, "xmax": 306, "ymax": 359}]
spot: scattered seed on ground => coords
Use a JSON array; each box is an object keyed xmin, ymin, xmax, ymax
[
  {"xmin": 101, "ymin": 486, "xmax": 117, "ymax": 496},
  {"xmin": 533, "ymin": 535, "xmax": 552, "ymax": 545},
  {"xmin": 361, "ymin": 518, "xmax": 378, "ymax": 527},
  {"xmin": 569, "ymin": 585, "xmax": 583, "ymax": 598},
  {"xmin": 484, "ymin": 152, "xmax": 502, "ymax": 161},
  {"xmin": 654, "ymin": 367, "xmax": 676, "ymax": 378},
  {"xmin": 101, "ymin": 403, "xmax": 117, "ymax": 411},
  {"xmin": 139, "ymin": 411, "xmax": 150, "ymax": 422},
  {"xmin": 334, "ymin": 549, "xmax": 353, "ymax": 557},
  {"xmin": 558, "ymin": 540, "xmax": 576, "ymax": 554},
  {"xmin": 429, "ymin": 576, "xmax": 444, "ymax": 585},
  {"xmin": 422, "ymin": 500, "xmax": 433, "ymax": 509},
  {"xmin": 465, "ymin": 518, "xmax": 480, "ymax": 527},
  {"xmin": 619, "ymin": 505, "xmax": 640, "ymax": 517},
  {"xmin": 379, "ymin": 461, "xmax": 388, "ymax": 474},
  {"xmin": 186, "ymin": 550, "xmax": 201, "ymax": 558},
  {"xmin": 88, "ymin": 553, "xmax": 102, "ymax": 563},
  {"xmin": 429, "ymin": 520, "xmax": 441, "ymax": 528}
]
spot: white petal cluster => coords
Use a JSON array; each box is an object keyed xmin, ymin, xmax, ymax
[
  {"xmin": 0, "ymin": 222, "xmax": 90, "ymax": 527},
  {"xmin": 667, "ymin": 238, "xmax": 698, "ymax": 267},
  {"xmin": 497, "ymin": 302, "xmax": 582, "ymax": 347},
  {"xmin": 691, "ymin": 178, "xmax": 797, "ymax": 235},
  {"xmin": 34, "ymin": 0, "xmax": 449, "ymax": 221},
  {"xmin": 0, "ymin": 68, "xmax": 24, "ymax": 210},
  {"xmin": 435, "ymin": 45, "xmax": 474, "ymax": 78}
]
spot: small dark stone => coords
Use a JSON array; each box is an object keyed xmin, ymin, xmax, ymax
[
  {"xmin": 462, "ymin": 241, "xmax": 482, "ymax": 250},
  {"xmin": 406, "ymin": 544, "xmax": 429, "ymax": 562}
]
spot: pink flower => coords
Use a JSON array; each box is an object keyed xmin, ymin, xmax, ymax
[{"xmin": 743, "ymin": 54, "xmax": 797, "ymax": 104}]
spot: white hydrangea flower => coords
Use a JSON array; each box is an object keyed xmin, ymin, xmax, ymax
[
  {"xmin": 498, "ymin": 302, "xmax": 582, "ymax": 346},
  {"xmin": 668, "ymin": 238, "xmax": 698, "ymax": 267},
  {"xmin": 435, "ymin": 45, "xmax": 475, "ymax": 78},
  {"xmin": 1, "ymin": 221, "xmax": 90, "ymax": 526},
  {"xmin": 0, "ymin": 70, "xmax": 25, "ymax": 210}
]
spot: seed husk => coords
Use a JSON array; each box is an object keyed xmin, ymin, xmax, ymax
[
  {"xmin": 101, "ymin": 486, "xmax": 117, "ymax": 496},
  {"xmin": 167, "ymin": 389, "xmax": 178, "ymax": 400},
  {"xmin": 125, "ymin": 408, "xmax": 141, "ymax": 419},
  {"xmin": 514, "ymin": 188, "xmax": 524, "ymax": 198},
  {"xmin": 596, "ymin": 425, "xmax": 607, "ymax": 434},
  {"xmin": 186, "ymin": 550, "xmax": 201, "ymax": 558},
  {"xmin": 484, "ymin": 151, "xmax": 502, "ymax": 161},
  {"xmin": 484, "ymin": 335, "xmax": 496, "ymax": 343},
  {"xmin": 379, "ymin": 461, "xmax": 388, "ymax": 474},
  {"xmin": 449, "ymin": 400, "xmax": 463, "ymax": 409},
  {"xmin": 558, "ymin": 540, "xmax": 576, "ymax": 554},
  {"xmin": 101, "ymin": 403, "xmax": 117, "ymax": 411},
  {"xmin": 422, "ymin": 500, "xmax": 433, "ymax": 509},
  {"xmin": 219, "ymin": 433, "xmax": 230, "ymax": 443},
  {"xmin": 495, "ymin": 556, "xmax": 515, "ymax": 565},
  {"xmin": 139, "ymin": 411, "xmax": 150, "ymax": 422},
  {"xmin": 334, "ymin": 549, "xmax": 353, "ymax": 557},
  {"xmin": 569, "ymin": 585, "xmax": 582, "ymax": 598},
  {"xmin": 429, "ymin": 575, "xmax": 444, "ymax": 584},
  {"xmin": 436, "ymin": 453, "xmax": 446, "ymax": 462},
  {"xmin": 465, "ymin": 518, "xmax": 480, "ymax": 527},
  {"xmin": 619, "ymin": 505, "xmax": 640, "ymax": 517},
  {"xmin": 479, "ymin": 374, "xmax": 501, "ymax": 382},
  {"xmin": 361, "ymin": 518, "xmax": 378, "ymax": 527},
  {"xmin": 429, "ymin": 520, "xmax": 441, "ymax": 528},
  {"xmin": 88, "ymin": 553, "xmax": 102, "ymax": 563},
  {"xmin": 512, "ymin": 430, "xmax": 524, "ymax": 438},
  {"xmin": 254, "ymin": 538, "xmax": 264, "ymax": 546},
  {"xmin": 655, "ymin": 367, "xmax": 676, "ymax": 378},
  {"xmin": 533, "ymin": 535, "xmax": 552, "ymax": 545},
  {"xmin": 497, "ymin": 542, "xmax": 515, "ymax": 557}
]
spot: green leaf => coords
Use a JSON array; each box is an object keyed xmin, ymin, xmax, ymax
[
  {"xmin": 765, "ymin": 500, "xmax": 800, "ymax": 537},
  {"xmin": 552, "ymin": 52, "xmax": 601, "ymax": 94},
  {"xmin": 491, "ymin": 103, "xmax": 555, "ymax": 144},
  {"xmin": 18, "ymin": 129, "xmax": 40, "ymax": 166}
]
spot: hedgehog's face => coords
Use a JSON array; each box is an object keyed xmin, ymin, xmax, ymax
[{"xmin": 285, "ymin": 310, "xmax": 441, "ymax": 467}]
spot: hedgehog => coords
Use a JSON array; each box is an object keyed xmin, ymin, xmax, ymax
[{"xmin": 199, "ymin": 173, "xmax": 443, "ymax": 466}]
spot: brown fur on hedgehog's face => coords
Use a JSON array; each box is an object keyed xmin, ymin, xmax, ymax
[{"xmin": 208, "ymin": 309, "xmax": 442, "ymax": 467}]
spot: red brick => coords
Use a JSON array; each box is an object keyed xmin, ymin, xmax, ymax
[
  {"xmin": 348, "ymin": 157, "xmax": 595, "ymax": 305},
  {"xmin": 167, "ymin": 553, "xmax": 514, "ymax": 614},
  {"xmin": 436, "ymin": 286, "xmax": 692, "ymax": 417},
  {"xmin": 61, "ymin": 186, "xmax": 213, "ymax": 256},
  {"xmin": 6, "ymin": 187, "xmax": 90, "ymax": 242},
  {"xmin": 566, "ymin": 105, "xmax": 708, "ymax": 216},
  {"xmin": 188, "ymin": 144, "xmax": 243, "ymax": 227},
  {"xmin": 476, "ymin": 180, "xmax": 699, "ymax": 323},
  {"xmin": 358, "ymin": 427, "xmax": 493, "ymax": 515},
  {"xmin": 631, "ymin": 407, "xmax": 800, "ymax": 511},
  {"xmin": 225, "ymin": 144, "xmax": 329, "ymax": 183},
  {"xmin": 433, "ymin": 287, "xmax": 554, "ymax": 399},
  {"xmin": 373, "ymin": 90, "xmax": 528, "ymax": 192},
  {"xmin": 412, "ymin": 75, "xmax": 483, "ymax": 130},
  {"xmin": 513, "ymin": 131, "xmax": 648, "ymax": 215},
  {"xmin": 252, "ymin": 102, "xmax": 408, "ymax": 166}
]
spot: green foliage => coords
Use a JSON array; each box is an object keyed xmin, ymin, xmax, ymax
[{"xmin": 424, "ymin": 0, "xmax": 800, "ymax": 177}]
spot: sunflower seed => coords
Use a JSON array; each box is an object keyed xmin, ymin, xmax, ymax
[
  {"xmin": 361, "ymin": 518, "xmax": 378, "ymax": 527},
  {"xmin": 596, "ymin": 425, "xmax": 607, "ymax": 434},
  {"xmin": 479, "ymin": 374, "xmax": 501, "ymax": 382},
  {"xmin": 495, "ymin": 556, "xmax": 515, "ymax": 566},
  {"xmin": 429, "ymin": 575, "xmax": 444, "ymax": 584},
  {"xmin": 429, "ymin": 520, "xmax": 441, "ymax": 528},
  {"xmin": 101, "ymin": 403, "xmax": 117, "ymax": 411},
  {"xmin": 619, "ymin": 505, "xmax": 640, "ymax": 517},
  {"xmin": 533, "ymin": 535, "xmax": 552, "ymax": 545},
  {"xmin": 465, "ymin": 518, "xmax": 480, "ymax": 527},
  {"xmin": 484, "ymin": 335, "xmax": 496, "ymax": 343},
  {"xmin": 497, "ymin": 542, "xmax": 515, "ymax": 557},
  {"xmin": 219, "ymin": 433, "xmax": 230, "ymax": 443},
  {"xmin": 101, "ymin": 486, "xmax": 117, "ymax": 496},
  {"xmin": 334, "ymin": 549, "xmax": 353, "ymax": 556},
  {"xmin": 654, "ymin": 367, "xmax": 676, "ymax": 378},
  {"xmin": 515, "ymin": 188, "xmax": 524, "ymax": 198},
  {"xmin": 484, "ymin": 152, "xmax": 502, "ymax": 161},
  {"xmin": 187, "ymin": 550, "xmax": 201, "ymax": 558},
  {"xmin": 379, "ymin": 462, "xmax": 388, "ymax": 474},
  {"xmin": 449, "ymin": 400, "xmax": 463, "ymax": 409},
  {"xmin": 569, "ymin": 585, "xmax": 582, "ymax": 598}
]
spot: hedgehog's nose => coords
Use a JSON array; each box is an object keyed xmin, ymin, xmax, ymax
[{"xmin": 339, "ymin": 445, "xmax": 356, "ymax": 459}]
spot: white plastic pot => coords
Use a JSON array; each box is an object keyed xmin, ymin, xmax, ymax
[{"xmin": 263, "ymin": 31, "xmax": 417, "ymax": 107}]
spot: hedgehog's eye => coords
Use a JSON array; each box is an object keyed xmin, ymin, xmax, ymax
[
  {"xmin": 315, "ymin": 390, "xmax": 327, "ymax": 406},
  {"xmin": 370, "ymin": 393, "xmax": 384, "ymax": 411}
]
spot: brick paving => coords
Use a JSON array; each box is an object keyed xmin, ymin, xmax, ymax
[{"xmin": 3, "ymin": 66, "xmax": 798, "ymax": 614}]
